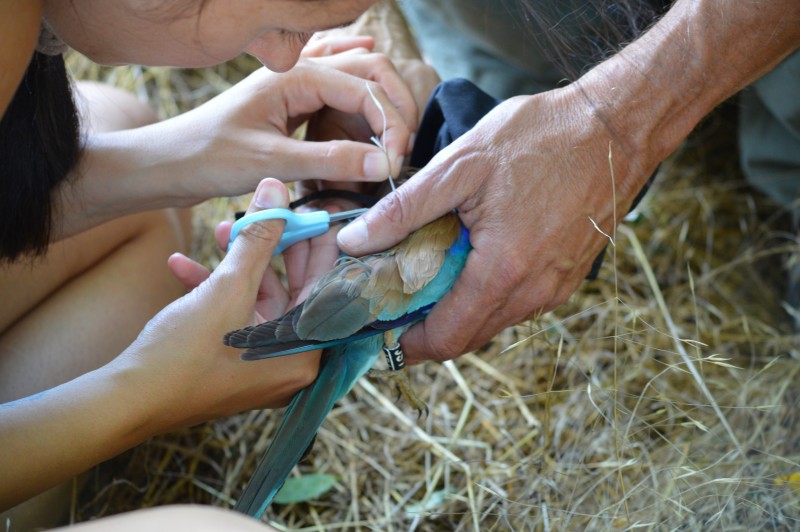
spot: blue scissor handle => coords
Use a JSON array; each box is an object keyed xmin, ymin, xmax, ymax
[{"xmin": 228, "ymin": 209, "xmax": 332, "ymax": 256}]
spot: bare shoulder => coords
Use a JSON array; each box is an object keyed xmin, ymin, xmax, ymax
[
  {"xmin": 0, "ymin": 0, "xmax": 42, "ymax": 115},
  {"xmin": 54, "ymin": 505, "xmax": 279, "ymax": 531}
]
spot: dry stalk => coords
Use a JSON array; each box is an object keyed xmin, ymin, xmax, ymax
[{"xmin": 65, "ymin": 4, "xmax": 799, "ymax": 529}]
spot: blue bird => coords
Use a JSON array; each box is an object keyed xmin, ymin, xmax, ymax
[{"xmin": 224, "ymin": 213, "xmax": 471, "ymax": 519}]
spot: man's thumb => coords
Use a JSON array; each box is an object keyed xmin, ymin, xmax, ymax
[{"xmin": 337, "ymin": 180, "xmax": 439, "ymax": 256}]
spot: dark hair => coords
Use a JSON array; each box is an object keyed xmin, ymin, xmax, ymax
[
  {"xmin": 0, "ymin": 51, "xmax": 82, "ymax": 262},
  {"xmin": 512, "ymin": 0, "xmax": 672, "ymax": 81}
]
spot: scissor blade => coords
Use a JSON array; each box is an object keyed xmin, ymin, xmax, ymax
[{"xmin": 328, "ymin": 208, "xmax": 368, "ymax": 224}]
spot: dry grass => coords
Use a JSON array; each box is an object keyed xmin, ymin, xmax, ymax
[{"xmin": 66, "ymin": 50, "xmax": 800, "ymax": 531}]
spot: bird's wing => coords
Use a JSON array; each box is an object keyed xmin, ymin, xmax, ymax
[
  {"xmin": 237, "ymin": 303, "xmax": 436, "ymax": 361},
  {"xmin": 223, "ymin": 305, "xmax": 303, "ymax": 349},
  {"xmin": 223, "ymin": 214, "xmax": 468, "ymax": 358}
]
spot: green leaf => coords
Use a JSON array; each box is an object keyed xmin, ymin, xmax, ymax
[{"xmin": 273, "ymin": 474, "xmax": 337, "ymax": 505}]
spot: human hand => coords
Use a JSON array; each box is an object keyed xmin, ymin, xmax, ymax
[
  {"xmin": 118, "ymin": 178, "xmax": 340, "ymax": 433},
  {"xmin": 296, "ymin": 37, "xmax": 441, "ymax": 209},
  {"xmin": 336, "ymin": 85, "xmax": 658, "ymax": 363},
  {"xmin": 155, "ymin": 48, "xmax": 419, "ymax": 204}
]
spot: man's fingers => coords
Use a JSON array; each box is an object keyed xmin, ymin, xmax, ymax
[
  {"xmin": 404, "ymin": 262, "xmax": 574, "ymax": 363},
  {"xmin": 399, "ymin": 291, "xmax": 489, "ymax": 364},
  {"xmin": 399, "ymin": 256, "xmax": 502, "ymax": 363},
  {"xmin": 337, "ymin": 154, "xmax": 465, "ymax": 256}
]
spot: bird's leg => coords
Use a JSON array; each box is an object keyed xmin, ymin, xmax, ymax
[{"xmin": 368, "ymin": 330, "xmax": 428, "ymax": 417}]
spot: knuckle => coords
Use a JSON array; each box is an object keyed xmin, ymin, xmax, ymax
[
  {"xmin": 324, "ymin": 141, "xmax": 358, "ymax": 177},
  {"xmin": 365, "ymin": 52, "xmax": 392, "ymax": 69},
  {"xmin": 491, "ymin": 253, "xmax": 529, "ymax": 293},
  {"xmin": 239, "ymin": 219, "xmax": 284, "ymax": 246},
  {"xmin": 319, "ymin": 43, "xmax": 335, "ymax": 57},
  {"xmin": 426, "ymin": 335, "xmax": 462, "ymax": 361},
  {"xmin": 288, "ymin": 352, "xmax": 322, "ymax": 389},
  {"xmin": 209, "ymin": 269, "xmax": 238, "ymax": 292},
  {"xmin": 364, "ymin": 78, "xmax": 383, "ymax": 96},
  {"xmin": 550, "ymin": 279, "xmax": 580, "ymax": 310},
  {"xmin": 529, "ymin": 284, "xmax": 558, "ymax": 312},
  {"xmin": 365, "ymin": 52, "xmax": 387, "ymax": 66},
  {"xmin": 375, "ymin": 186, "xmax": 413, "ymax": 227},
  {"xmin": 550, "ymin": 291, "xmax": 571, "ymax": 309},
  {"xmin": 486, "ymin": 261, "xmax": 553, "ymax": 318},
  {"xmin": 261, "ymin": 352, "xmax": 321, "ymax": 408}
]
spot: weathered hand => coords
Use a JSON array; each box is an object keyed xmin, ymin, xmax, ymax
[{"xmin": 337, "ymin": 84, "xmax": 657, "ymax": 363}]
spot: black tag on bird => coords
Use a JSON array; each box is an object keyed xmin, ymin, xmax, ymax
[{"xmin": 383, "ymin": 343, "xmax": 405, "ymax": 371}]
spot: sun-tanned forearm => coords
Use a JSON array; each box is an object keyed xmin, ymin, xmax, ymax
[
  {"xmin": 575, "ymin": 0, "xmax": 800, "ymax": 196},
  {"xmin": 53, "ymin": 121, "xmax": 218, "ymax": 241},
  {"xmin": 0, "ymin": 361, "xmax": 165, "ymax": 510},
  {"xmin": 0, "ymin": 176, "xmax": 324, "ymax": 512},
  {"xmin": 52, "ymin": 52, "xmax": 419, "ymax": 243}
]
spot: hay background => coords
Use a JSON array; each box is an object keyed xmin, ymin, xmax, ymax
[{"xmin": 65, "ymin": 45, "xmax": 800, "ymax": 531}]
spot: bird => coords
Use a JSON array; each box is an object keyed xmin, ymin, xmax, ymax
[{"xmin": 224, "ymin": 212, "xmax": 471, "ymax": 519}]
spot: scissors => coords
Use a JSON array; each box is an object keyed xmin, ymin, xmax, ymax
[{"xmin": 228, "ymin": 208, "xmax": 368, "ymax": 255}]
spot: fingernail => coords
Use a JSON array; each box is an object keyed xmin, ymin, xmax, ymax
[
  {"xmin": 254, "ymin": 181, "xmax": 282, "ymax": 209},
  {"xmin": 406, "ymin": 133, "xmax": 416, "ymax": 154},
  {"xmin": 337, "ymin": 218, "xmax": 368, "ymax": 251},
  {"xmin": 363, "ymin": 151, "xmax": 390, "ymax": 179},
  {"xmin": 393, "ymin": 152, "xmax": 404, "ymax": 176},
  {"xmin": 387, "ymin": 149, "xmax": 403, "ymax": 176}
]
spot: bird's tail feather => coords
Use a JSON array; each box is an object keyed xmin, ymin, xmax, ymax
[{"xmin": 234, "ymin": 353, "xmax": 349, "ymax": 518}]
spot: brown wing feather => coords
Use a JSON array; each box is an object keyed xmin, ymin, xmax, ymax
[
  {"xmin": 395, "ymin": 214, "xmax": 461, "ymax": 292},
  {"xmin": 362, "ymin": 253, "xmax": 410, "ymax": 315},
  {"xmin": 293, "ymin": 214, "xmax": 462, "ymax": 340}
]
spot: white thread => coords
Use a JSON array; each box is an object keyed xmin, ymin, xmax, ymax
[{"xmin": 365, "ymin": 82, "xmax": 396, "ymax": 192}]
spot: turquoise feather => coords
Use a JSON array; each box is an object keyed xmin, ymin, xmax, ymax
[{"xmin": 224, "ymin": 215, "xmax": 470, "ymax": 518}]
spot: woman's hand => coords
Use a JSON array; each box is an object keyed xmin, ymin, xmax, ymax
[
  {"xmin": 59, "ymin": 45, "xmax": 420, "ymax": 239},
  {"xmin": 156, "ymin": 50, "xmax": 418, "ymax": 201},
  {"xmin": 118, "ymin": 178, "xmax": 339, "ymax": 432},
  {"xmin": 295, "ymin": 36, "xmax": 441, "ymax": 209},
  {"xmin": 0, "ymin": 178, "xmax": 341, "ymax": 508}
]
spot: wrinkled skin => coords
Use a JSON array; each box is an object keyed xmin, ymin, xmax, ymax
[{"xmin": 339, "ymin": 86, "xmax": 644, "ymax": 362}]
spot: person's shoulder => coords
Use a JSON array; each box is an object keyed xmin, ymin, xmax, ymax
[{"xmin": 1, "ymin": 0, "xmax": 43, "ymax": 115}]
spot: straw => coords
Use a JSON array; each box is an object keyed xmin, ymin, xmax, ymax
[{"xmin": 66, "ymin": 36, "xmax": 799, "ymax": 532}]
